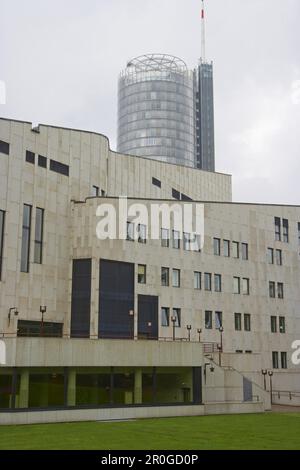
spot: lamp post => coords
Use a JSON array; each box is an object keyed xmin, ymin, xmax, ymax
[
  {"xmin": 129, "ymin": 310, "xmax": 134, "ymax": 339},
  {"xmin": 261, "ymin": 369, "xmax": 268, "ymax": 390},
  {"xmin": 186, "ymin": 325, "xmax": 192, "ymax": 342},
  {"xmin": 218, "ymin": 326, "xmax": 224, "ymax": 366},
  {"xmin": 40, "ymin": 306, "xmax": 47, "ymax": 336},
  {"xmin": 268, "ymin": 370, "xmax": 274, "ymax": 405},
  {"xmin": 171, "ymin": 315, "xmax": 177, "ymax": 341},
  {"xmin": 197, "ymin": 328, "xmax": 202, "ymax": 343},
  {"xmin": 8, "ymin": 307, "xmax": 19, "ymax": 327}
]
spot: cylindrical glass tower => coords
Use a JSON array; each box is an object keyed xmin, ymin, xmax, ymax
[{"xmin": 117, "ymin": 54, "xmax": 196, "ymax": 167}]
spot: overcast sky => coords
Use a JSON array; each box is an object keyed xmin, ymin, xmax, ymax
[{"xmin": 1, "ymin": 0, "xmax": 299, "ymax": 204}]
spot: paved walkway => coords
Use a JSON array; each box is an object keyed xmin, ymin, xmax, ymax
[{"xmin": 272, "ymin": 404, "xmax": 300, "ymax": 413}]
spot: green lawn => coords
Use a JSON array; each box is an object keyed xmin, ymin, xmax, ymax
[{"xmin": 0, "ymin": 413, "xmax": 299, "ymax": 450}]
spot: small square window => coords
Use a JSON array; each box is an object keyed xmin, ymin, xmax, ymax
[{"xmin": 26, "ymin": 150, "xmax": 35, "ymax": 164}]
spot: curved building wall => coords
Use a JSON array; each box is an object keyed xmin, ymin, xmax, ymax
[{"xmin": 117, "ymin": 55, "xmax": 196, "ymax": 168}]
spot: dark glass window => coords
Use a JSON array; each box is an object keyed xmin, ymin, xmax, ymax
[
  {"xmin": 283, "ymin": 219, "xmax": 289, "ymax": 243},
  {"xmin": 215, "ymin": 311, "xmax": 222, "ymax": 329},
  {"xmin": 71, "ymin": 259, "xmax": 92, "ymax": 338},
  {"xmin": 194, "ymin": 271, "xmax": 201, "ymax": 290},
  {"xmin": 0, "ymin": 210, "xmax": 5, "ymax": 280},
  {"xmin": 224, "ymin": 239, "xmax": 230, "ymax": 257},
  {"xmin": 38, "ymin": 155, "xmax": 47, "ymax": 168},
  {"xmin": 17, "ymin": 320, "xmax": 63, "ymax": 338},
  {"xmin": 161, "ymin": 267, "xmax": 169, "ymax": 286},
  {"xmin": 161, "ymin": 307, "xmax": 170, "ymax": 327},
  {"xmin": 213, "ymin": 238, "xmax": 221, "ymax": 256},
  {"xmin": 275, "ymin": 217, "xmax": 281, "ymax": 241},
  {"xmin": 298, "ymin": 222, "xmax": 300, "ymax": 246},
  {"xmin": 138, "ymin": 264, "xmax": 146, "ymax": 284},
  {"xmin": 267, "ymin": 247, "xmax": 274, "ymax": 264},
  {"xmin": 92, "ymin": 186, "xmax": 99, "ymax": 197},
  {"xmin": 34, "ymin": 208, "xmax": 44, "ymax": 264},
  {"xmin": 21, "ymin": 204, "xmax": 32, "ymax": 273},
  {"xmin": 279, "ymin": 316, "xmax": 286, "ymax": 333},
  {"xmin": 204, "ymin": 273, "xmax": 212, "ymax": 291},
  {"xmin": 271, "ymin": 316, "xmax": 277, "ymax": 333},
  {"xmin": 242, "ymin": 243, "xmax": 248, "ymax": 260},
  {"xmin": 272, "ymin": 351, "xmax": 279, "ymax": 369},
  {"xmin": 0, "ymin": 140, "xmax": 9, "ymax": 155},
  {"xmin": 235, "ymin": 313, "xmax": 242, "ymax": 331},
  {"xmin": 181, "ymin": 193, "xmax": 192, "ymax": 201},
  {"xmin": 50, "ymin": 159, "xmax": 69, "ymax": 176},
  {"xmin": 172, "ymin": 308, "xmax": 181, "ymax": 327},
  {"xmin": 269, "ymin": 281, "xmax": 276, "ymax": 298},
  {"xmin": 172, "ymin": 188, "xmax": 180, "ymax": 200},
  {"xmin": 278, "ymin": 282, "xmax": 284, "ymax": 299},
  {"xmin": 275, "ymin": 249, "xmax": 282, "ymax": 266},
  {"xmin": 214, "ymin": 274, "xmax": 222, "ymax": 292},
  {"xmin": 205, "ymin": 311, "xmax": 212, "ymax": 329},
  {"xmin": 152, "ymin": 177, "xmax": 161, "ymax": 188},
  {"xmin": 244, "ymin": 314, "xmax": 251, "ymax": 331},
  {"xmin": 138, "ymin": 224, "xmax": 147, "ymax": 244},
  {"xmin": 26, "ymin": 151, "xmax": 35, "ymax": 164},
  {"xmin": 233, "ymin": 276, "xmax": 240, "ymax": 294},
  {"xmin": 126, "ymin": 221, "xmax": 135, "ymax": 241},
  {"xmin": 281, "ymin": 352, "xmax": 287, "ymax": 369},
  {"xmin": 232, "ymin": 241, "xmax": 239, "ymax": 258}
]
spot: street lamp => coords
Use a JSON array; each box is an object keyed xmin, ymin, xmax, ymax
[
  {"xmin": 204, "ymin": 362, "xmax": 215, "ymax": 384},
  {"xmin": 186, "ymin": 325, "xmax": 192, "ymax": 342},
  {"xmin": 129, "ymin": 310, "xmax": 134, "ymax": 339},
  {"xmin": 218, "ymin": 326, "xmax": 224, "ymax": 366},
  {"xmin": 171, "ymin": 315, "xmax": 177, "ymax": 341},
  {"xmin": 197, "ymin": 328, "xmax": 202, "ymax": 343},
  {"xmin": 268, "ymin": 370, "xmax": 274, "ymax": 405},
  {"xmin": 261, "ymin": 369, "xmax": 268, "ymax": 390},
  {"xmin": 8, "ymin": 307, "xmax": 19, "ymax": 326},
  {"xmin": 40, "ymin": 306, "xmax": 47, "ymax": 336}
]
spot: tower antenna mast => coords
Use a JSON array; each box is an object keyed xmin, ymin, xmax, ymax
[{"xmin": 201, "ymin": 0, "xmax": 206, "ymax": 63}]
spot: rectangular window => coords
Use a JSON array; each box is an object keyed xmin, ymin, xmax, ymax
[
  {"xmin": 172, "ymin": 188, "xmax": 181, "ymax": 200},
  {"xmin": 275, "ymin": 249, "xmax": 282, "ymax": 266},
  {"xmin": 161, "ymin": 267, "xmax": 169, "ymax": 286},
  {"xmin": 181, "ymin": 193, "xmax": 192, "ymax": 202},
  {"xmin": 183, "ymin": 232, "xmax": 191, "ymax": 251},
  {"xmin": 138, "ymin": 224, "xmax": 147, "ymax": 244},
  {"xmin": 279, "ymin": 316, "xmax": 286, "ymax": 334},
  {"xmin": 26, "ymin": 150, "xmax": 35, "ymax": 164},
  {"xmin": 0, "ymin": 210, "xmax": 5, "ymax": 280},
  {"xmin": 283, "ymin": 219, "xmax": 289, "ymax": 243},
  {"xmin": 213, "ymin": 238, "xmax": 221, "ymax": 256},
  {"xmin": 233, "ymin": 277, "xmax": 240, "ymax": 294},
  {"xmin": 298, "ymin": 222, "xmax": 300, "ymax": 246},
  {"xmin": 232, "ymin": 241, "xmax": 239, "ymax": 259},
  {"xmin": 281, "ymin": 352, "xmax": 287, "ymax": 369},
  {"xmin": 272, "ymin": 351, "xmax": 279, "ymax": 369},
  {"xmin": 194, "ymin": 271, "xmax": 201, "ymax": 290},
  {"xmin": 214, "ymin": 274, "xmax": 222, "ymax": 292},
  {"xmin": 126, "ymin": 221, "xmax": 134, "ymax": 241},
  {"xmin": 172, "ymin": 308, "xmax": 181, "ymax": 327},
  {"xmin": 215, "ymin": 311, "xmax": 223, "ymax": 329},
  {"xmin": 21, "ymin": 204, "xmax": 32, "ymax": 273},
  {"xmin": 50, "ymin": 159, "xmax": 69, "ymax": 177},
  {"xmin": 152, "ymin": 177, "xmax": 161, "ymax": 188},
  {"xmin": 17, "ymin": 320, "xmax": 63, "ymax": 338},
  {"xmin": 277, "ymin": 282, "xmax": 284, "ymax": 299},
  {"xmin": 224, "ymin": 239, "xmax": 230, "ymax": 257},
  {"xmin": 235, "ymin": 313, "xmax": 242, "ymax": 331},
  {"xmin": 161, "ymin": 307, "xmax": 170, "ymax": 327},
  {"xmin": 92, "ymin": 185, "xmax": 99, "ymax": 197},
  {"xmin": 172, "ymin": 269, "xmax": 180, "ymax": 288},
  {"xmin": 241, "ymin": 243, "xmax": 248, "ymax": 260},
  {"xmin": 0, "ymin": 140, "xmax": 10, "ymax": 155},
  {"xmin": 242, "ymin": 278, "xmax": 250, "ymax": 295},
  {"xmin": 271, "ymin": 316, "xmax": 277, "ymax": 333},
  {"xmin": 172, "ymin": 230, "xmax": 180, "ymax": 249},
  {"xmin": 138, "ymin": 264, "xmax": 146, "ymax": 284},
  {"xmin": 38, "ymin": 155, "xmax": 47, "ymax": 168},
  {"xmin": 269, "ymin": 281, "xmax": 276, "ymax": 298},
  {"xmin": 34, "ymin": 208, "xmax": 44, "ymax": 264},
  {"xmin": 205, "ymin": 310, "xmax": 213, "ymax": 329},
  {"xmin": 267, "ymin": 248, "xmax": 274, "ymax": 264},
  {"xmin": 275, "ymin": 217, "xmax": 281, "ymax": 241},
  {"xmin": 204, "ymin": 273, "xmax": 212, "ymax": 291},
  {"xmin": 244, "ymin": 314, "xmax": 251, "ymax": 332},
  {"xmin": 161, "ymin": 228, "xmax": 170, "ymax": 248}
]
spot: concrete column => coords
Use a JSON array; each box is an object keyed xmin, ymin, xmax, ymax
[
  {"xmin": 134, "ymin": 369, "xmax": 142, "ymax": 404},
  {"xmin": 67, "ymin": 369, "xmax": 76, "ymax": 406},
  {"xmin": 19, "ymin": 369, "xmax": 29, "ymax": 408}
]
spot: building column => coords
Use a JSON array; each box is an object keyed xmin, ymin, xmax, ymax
[
  {"xmin": 134, "ymin": 368, "xmax": 142, "ymax": 404},
  {"xmin": 19, "ymin": 369, "xmax": 29, "ymax": 408},
  {"xmin": 67, "ymin": 368, "xmax": 76, "ymax": 406}
]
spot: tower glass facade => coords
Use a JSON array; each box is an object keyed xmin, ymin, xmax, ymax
[{"xmin": 117, "ymin": 54, "xmax": 196, "ymax": 168}]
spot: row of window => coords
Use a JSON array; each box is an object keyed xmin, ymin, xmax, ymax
[
  {"xmin": 214, "ymin": 238, "xmax": 249, "ymax": 260},
  {"xmin": 25, "ymin": 150, "xmax": 69, "ymax": 177},
  {"xmin": 21, "ymin": 205, "xmax": 44, "ymax": 272},
  {"xmin": 267, "ymin": 247, "xmax": 283, "ymax": 265},
  {"xmin": 272, "ymin": 351, "xmax": 287, "ymax": 369},
  {"xmin": 269, "ymin": 281, "xmax": 284, "ymax": 299}
]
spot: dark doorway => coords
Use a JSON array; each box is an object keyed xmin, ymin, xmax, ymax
[{"xmin": 138, "ymin": 295, "xmax": 158, "ymax": 340}]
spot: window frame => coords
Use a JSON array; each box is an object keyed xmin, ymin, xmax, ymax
[
  {"xmin": 234, "ymin": 312, "xmax": 242, "ymax": 331},
  {"xmin": 21, "ymin": 204, "xmax": 32, "ymax": 273},
  {"xmin": 205, "ymin": 310, "xmax": 213, "ymax": 329},
  {"xmin": 34, "ymin": 207, "xmax": 44, "ymax": 264},
  {"xmin": 161, "ymin": 267, "xmax": 170, "ymax": 287},
  {"xmin": 137, "ymin": 264, "xmax": 146, "ymax": 284},
  {"xmin": 161, "ymin": 228, "xmax": 170, "ymax": 248},
  {"xmin": 213, "ymin": 237, "xmax": 221, "ymax": 256},
  {"xmin": 244, "ymin": 313, "xmax": 251, "ymax": 332},
  {"xmin": 161, "ymin": 307, "xmax": 170, "ymax": 327},
  {"xmin": 172, "ymin": 269, "xmax": 181, "ymax": 288}
]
